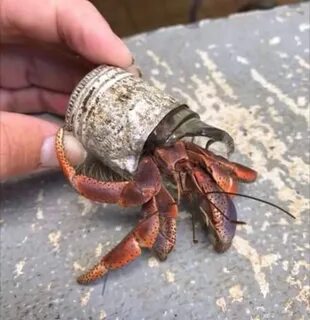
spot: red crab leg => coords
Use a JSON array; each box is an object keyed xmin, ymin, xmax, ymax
[
  {"xmin": 186, "ymin": 149, "xmax": 239, "ymax": 194},
  {"xmin": 146, "ymin": 186, "xmax": 178, "ymax": 261},
  {"xmin": 185, "ymin": 142, "xmax": 257, "ymax": 184},
  {"xmin": 191, "ymin": 166, "xmax": 237, "ymax": 252},
  {"xmin": 77, "ymin": 186, "xmax": 178, "ymax": 284},
  {"xmin": 77, "ymin": 207, "xmax": 160, "ymax": 284},
  {"xmin": 154, "ymin": 141, "xmax": 190, "ymax": 200},
  {"xmin": 56, "ymin": 128, "xmax": 161, "ymax": 207}
]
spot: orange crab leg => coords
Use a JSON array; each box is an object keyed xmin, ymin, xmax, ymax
[
  {"xmin": 185, "ymin": 142, "xmax": 257, "ymax": 196},
  {"xmin": 77, "ymin": 210, "xmax": 160, "ymax": 284},
  {"xmin": 186, "ymin": 149, "xmax": 238, "ymax": 194},
  {"xmin": 185, "ymin": 142, "xmax": 257, "ymax": 184},
  {"xmin": 55, "ymin": 128, "xmax": 161, "ymax": 207},
  {"xmin": 77, "ymin": 186, "xmax": 178, "ymax": 284}
]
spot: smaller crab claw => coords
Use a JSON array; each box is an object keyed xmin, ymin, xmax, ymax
[{"xmin": 192, "ymin": 167, "xmax": 237, "ymax": 252}]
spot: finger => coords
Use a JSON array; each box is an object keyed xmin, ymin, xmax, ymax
[
  {"xmin": 0, "ymin": 44, "xmax": 92, "ymax": 92},
  {"xmin": 0, "ymin": 0, "xmax": 132, "ymax": 67},
  {"xmin": 0, "ymin": 112, "xmax": 58, "ymax": 179},
  {"xmin": 0, "ymin": 88, "xmax": 69, "ymax": 115},
  {"xmin": 0, "ymin": 112, "xmax": 87, "ymax": 180}
]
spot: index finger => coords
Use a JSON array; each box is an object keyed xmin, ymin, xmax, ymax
[{"xmin": 0, "ymin": 0, "xmax": 132, "ymax": 67}]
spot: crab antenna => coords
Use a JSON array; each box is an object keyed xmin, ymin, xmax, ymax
[
  {"xmin": 200, "ymin": 202, "xmax": 247, "ymax": 225},
  {"xmin": 206, "ymin": 191, "xmax": 295, "ymax": 219}
]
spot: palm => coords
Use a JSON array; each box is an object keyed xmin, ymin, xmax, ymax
[{"xmin": 0, "ymin": 0, "xmax": 132, "ymax": 179}]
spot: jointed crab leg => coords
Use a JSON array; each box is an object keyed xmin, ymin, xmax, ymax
[
  {"xmin": 185, "ymin": 142, "xmax": 257, "ymax": 185},
  {"xmin": 56, "ymin": 128, "xmax": 161, "ymax": 207},
  {"xmin": 186, "ymin": 149, "xmax": 239, "ymax": 194},
  {"xmin": 146, "ymin": 186, "xmax": 178, "ymax": 261},
  {"xmin": 77, "ymin": 186, "xmax": 178, "ymax": 284},
  {"xmin": 77, "ymin": 206, "xmax": 160, "ymax": 284}
]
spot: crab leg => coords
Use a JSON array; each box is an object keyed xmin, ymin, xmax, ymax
[
  {"xmin": 186, "ymin": 149, "xmax": 239, "ymax": 194},
  {"xmin": 77, "ymin": 186, "xmax": 178, "ymax": 284},
  {"xmin": 56, "ymin": 128, "xmax": 161, "ymax": 207},
  {"xmin": 185, "ymin": 142, "xmax": 257, "ymax": 196},
  {"xmin": 185, "ymin": 142, "xmax": 257, "ymax": 184},
  {"xmin": 77, "ymin": 208, "xmax": 159, "ymax": 284},
  {"xmin": 191, "ymin": 167, "xmax": 237, "ymax": 252},
  {"xmin": 146, "ymin": 186, "xmax": 178, "ymax": 261}
]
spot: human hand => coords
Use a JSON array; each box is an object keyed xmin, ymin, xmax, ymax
[{"xmin": 0, "ymin": 0, "xmax": 133, "ymax": 180}]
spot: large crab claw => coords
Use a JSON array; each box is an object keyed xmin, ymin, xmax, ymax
[
  {"xmin": 154, "ymin": 141, "xmax": 257, "ymax": 252},
  {"xmin": 192, "ymin": 167, "xmax": 238, "ymax": 252}
]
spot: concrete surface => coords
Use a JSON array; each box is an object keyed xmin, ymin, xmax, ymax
[{"xmin": 1, "ymin": 3, "xmax": 309, "ymax": 320}]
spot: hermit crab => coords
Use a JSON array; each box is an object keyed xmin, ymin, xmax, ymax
[{"xmin": 56, "ymin": 65, "xmax": 259, "ymax": 284}]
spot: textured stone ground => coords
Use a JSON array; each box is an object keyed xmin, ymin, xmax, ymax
[{"xmin": 1, "ymin": 3, "xmax": 309, "ymax": 320}]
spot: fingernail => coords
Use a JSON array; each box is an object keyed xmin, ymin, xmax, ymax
[
  {"xmin": 126, "ymin": 63, "xmax": 142, "ymax": 78},
  {"xmin": 63, "ymin": 134, "xmax": 87, "ymax": 166},
  {"xmin": 40, "ymin": 134, "xmax": 87, "ymax": 169},
  {"xmin": 40, "ymin": 136, "xmax": 58, "ymax": 168}
]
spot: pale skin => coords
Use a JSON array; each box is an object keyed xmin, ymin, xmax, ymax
[{"xmin": 0, "ymin": 0, "xmax": 133, "ymax": 180}]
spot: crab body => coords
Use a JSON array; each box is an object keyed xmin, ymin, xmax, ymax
[{"xmin": 56, "ymin": 65, "xmax": 257, "ymax": 284}]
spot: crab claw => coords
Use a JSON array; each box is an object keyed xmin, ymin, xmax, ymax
[
  {"xmin": 199, "ymin": 196, "xmax": 237, "ymax": 252},
  {"xmin": 192, "ymin": 167, "xmax": 237, "ymax": 252}
]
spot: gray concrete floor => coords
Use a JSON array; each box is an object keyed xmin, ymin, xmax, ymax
[{"xmin": 1, "ymin": 3, "xmax": 309, "ymax": 320}]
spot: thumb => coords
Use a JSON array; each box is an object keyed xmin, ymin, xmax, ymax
[{"xmin": 0, "ymin": 112, "xmax": 86, "ymax": 180}]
